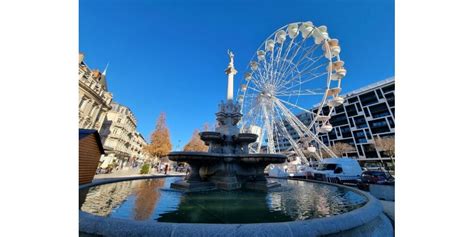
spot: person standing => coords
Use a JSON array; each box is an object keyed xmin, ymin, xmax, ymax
[{"xmin": 164, "ymin": 164, "xmax": 169, "ymax": 175}]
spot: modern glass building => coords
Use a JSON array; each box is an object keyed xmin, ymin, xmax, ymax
[{"xmin": 279, "ymin": 77, "xmax": 395, "ymax": 166}]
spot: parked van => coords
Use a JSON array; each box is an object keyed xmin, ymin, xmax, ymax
[{"xmin": 311, "ymin": 158, "xmax": 362, "ymax": 184}]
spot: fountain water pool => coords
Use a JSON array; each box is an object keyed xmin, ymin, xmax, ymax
[{"xmin": 80, "ymin": 177, "xmax": 367, "ymax": 223}]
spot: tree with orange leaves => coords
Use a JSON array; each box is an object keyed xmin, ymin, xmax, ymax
[
  {"xmin": 183, "ymin": 123, "xmax": 210, "ymax": 152},
  {"xmin": 144, "ymin": 113, "xmax": 172, "ymax": 160}
]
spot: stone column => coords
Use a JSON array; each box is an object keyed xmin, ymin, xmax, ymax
[{"xmin": 225, "ymin": 50, "xmax": 237, "ymax": 101}]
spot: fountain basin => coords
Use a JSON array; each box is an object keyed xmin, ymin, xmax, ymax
[
  {"xmin": 168, "ymin": 152, "xmax": 287, "ymax": 163},
  {"xmin": 168, "ymin": 152, "xmax": 287, "ymax": 191},
  {"xmin": 79, "ymin": 176, "xmax": 393, "ymax": 237}
]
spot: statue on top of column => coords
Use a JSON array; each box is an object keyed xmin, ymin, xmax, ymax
[{"xmin": 227, "ymin": 49, "xmax": 234, "ymax": 67}]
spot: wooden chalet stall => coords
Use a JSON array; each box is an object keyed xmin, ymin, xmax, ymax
[{"xmin": 79, "ymin": 129, "xmax": 105, "ymax": 185}]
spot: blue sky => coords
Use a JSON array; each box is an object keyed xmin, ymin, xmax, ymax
[{"xmin": 80, "ymin": 0, "xmax": 394, "ymax": 149}]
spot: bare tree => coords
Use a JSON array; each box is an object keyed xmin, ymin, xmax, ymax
[
  {"xmin": 374, "ymin": 136, "xmax": 395, "ymax": 163},
  {"xmin": 144, "ymin": 113, "xmax": 172, "ymax": 161},
  {"xmin": 330, "ymin": 142, "xmax": 356, "ymax": 157}
]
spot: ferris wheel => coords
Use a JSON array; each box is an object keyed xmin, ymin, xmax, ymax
[{"xmin": 237, "ymin": 21, "xmax": 347, "ymax": 163}]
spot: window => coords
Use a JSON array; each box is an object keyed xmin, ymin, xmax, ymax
[
  {"xmin": 368, "ymin": 119, "xmax": 391, "ymax": 134},
  {"xmin": 355, "ymin": 102, "xmax": 362, "ymax": 112},
  {"xmin": 340, "ymin": 126, "xmax": 352, "ymax": 138},
  {"xmin": 322, "ymin": 106, "xmax": 330, "ymax": 115},
  {"xmin": 363, "ymin": 144, "xmax": 379, "ymax": 158},
  {"xmin": 385, "ymin": 92, "xmax": 395, "ymax": 107},
  {"xmin": 352, "ymin": 130, "xmax": 367, "ymax": 144},
  {"xmin": 357, "ymin": 145, "xmax": 364, "ymax": 156},
  {"xmin": 329, "ymin": 113, "xmax": 349, "ymax": 126},
  {"xmin": 349, "ymin": 117, "xmax": 354, "ymax": 127},
  {"xmin": 335, "ymin": 105, "xmax": 345, "ymax": 114},
  {"xmin": 345, "ymin": 104, "xmax": 358, "ymax": 117},
  {"xmin": 387, "ymin": 117, "xmax": 395, "ymax": 128},
  {"xmin": 348, "ymin": 96, "xmax": 359, "ymax": 104},
  {"xmin": 369, "ymin": 103, "xmax": 390, "ymax": 118},
  {"xmin": 365, "ymin": 129, "xmax": 372, "ymax": 139},
  {"xmin": 317, "ymin": 163, "xmax": 337, "ymax": 171},
  {"xmin": 376, "ymin": 89, "xmax": 384, "ymax": 99},
  {"xmin": 363, "ymin": 107, "xmax": 371, "ymax": 117},
  {"xmin": 79, "ymin": 98, "xmax": 89, "ymax": 110},
  {"xmin": 328, "ymin": 129, "xmax": 337, "ymax": 140},
  {"xmin": 353, "ymin": 115, "xmax": 368, "ymax": 129},
  {"xmin": 321, "ymin": 135, "xmax": 329, "ymax": 145},
  {"xmin": 315, "ymin": 106, "xmax": 330, "ymax": 115},
  {"xmin": 382, "ymin": 84, "xmax": 395, "ymax": 93},
  {"xmin": 359, "ymin": 91, "xmax": 379, "ymax": 106}
]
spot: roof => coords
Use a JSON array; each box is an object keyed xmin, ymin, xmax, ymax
[
  {"xmin": 79, "ymin": 129, "xmax": 105, "ymax": 154},
  {"xmin": 340, "ymin": 76, "xmax": 395, "ymax": 98}
]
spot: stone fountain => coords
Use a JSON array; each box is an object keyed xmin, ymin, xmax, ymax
[{"xmin": 168, "ymin": 50, "xmax": 287, "ymax": 191}]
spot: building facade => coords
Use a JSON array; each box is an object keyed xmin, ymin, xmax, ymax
[
  {"xmin": 130, "ymin": 131, "xmax": 150, "ymax": 166},
  {"xmin": 79, "ymin": 53, "xmax": 113, "ymax": 131},
  {"xmin": 79, "ymin": 53, "xmax": 149, "ymax": 171},
  {"xmin": 280, "ymin": 77, "xmax": 395, "ymax": 166},
  {"xmin": 99, "ymin": 102, "xmax": 137, "ymax": 166}
]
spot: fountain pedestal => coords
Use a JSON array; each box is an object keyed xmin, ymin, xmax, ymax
[{"xmin": 168, "ymin": 50, "xmax": 286, "ymax": 191}]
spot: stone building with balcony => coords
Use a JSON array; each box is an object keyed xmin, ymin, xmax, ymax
[
  {"xmin": 78, "ymin": 53, "xmax": 113, "ymax": 131},
  {"xmin": 99, "ymin": 102, "xmax": 146, "ymax": 168},
  {"xmin": 130, "ymin": 131, "xmax": 150, "ymax": 166}
]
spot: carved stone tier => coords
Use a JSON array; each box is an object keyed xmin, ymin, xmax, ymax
[{"xmin": 168, "ymin": 152, "xmax": 286, "ymax": 191}]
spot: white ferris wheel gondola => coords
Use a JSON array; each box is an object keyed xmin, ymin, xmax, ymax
[{"xmin": 237, "ymin": 21, "xmax": 347, "ymax": 163}]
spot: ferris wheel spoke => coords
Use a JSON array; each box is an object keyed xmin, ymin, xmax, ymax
[
  {"xmin": 273, "ymin": 108, "xmax": 308, "ymax": 163},
  {"xmin": 279, "ymin": 41, "xmax": 319, "ymax": 77},
  {"xmin": 276, "ymin": 37, "xmax": 296, "ymax": 73},
  {"xmin": 282, "ymin": 40, "xmax": 307, "ymax": 67},
  {"xmin": 261, "ymin": 104, "xmax": 276, "ymax": 153},
  {"xmin": 280, "ymin": 53, "xmax": 326, "ymax": 82},
  {"xmin": 282, "ymin": 71, "xmax": 328, "ymax": 91},
  {"xmin": 277, "ymin": 58, "xmax": 327, "ymax": 90},
  {"xmin": 241, "ymin": 103, "xmax": 258, "ymax": 127},
  {"xmin": 247, "ymin": 86, "xmax": 262, "ymax": 94},
  {"xmin": 277, "ymin": 97, "xmax": 317, "ymax": 115},
  {"xmin": 254, "ymin": 63, "xmax": 268, "ymax": 84},
  {"xmin": 275, "ymin": 99, "xmax": 337, "ymax": 159},
  {"xmin": 279, "ymin": 43, "xmax": 321, "ymax": 79},
  {"xmin": 275, "ymin": 88, "xmax": 325, "ymax": 97},
  {"xmin": 273, "ymin": 40, "xmax": 286, "ymax": 74},
  {"xmin": 273, "ymin": 100, "xmax": 306, "ymax": 138},
  {"xmin": 251, "ymin": 78, "xmax": 266, "ymax": 91}
]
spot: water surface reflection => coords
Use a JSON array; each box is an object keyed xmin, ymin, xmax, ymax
[{"xmin": 80, "ymin": 177, "xmax": 366, "ymax": 223}]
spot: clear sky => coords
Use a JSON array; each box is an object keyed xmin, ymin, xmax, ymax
[{"xmin": 79, "ymin": 0, "xmax": 394, "ymax": 150}]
